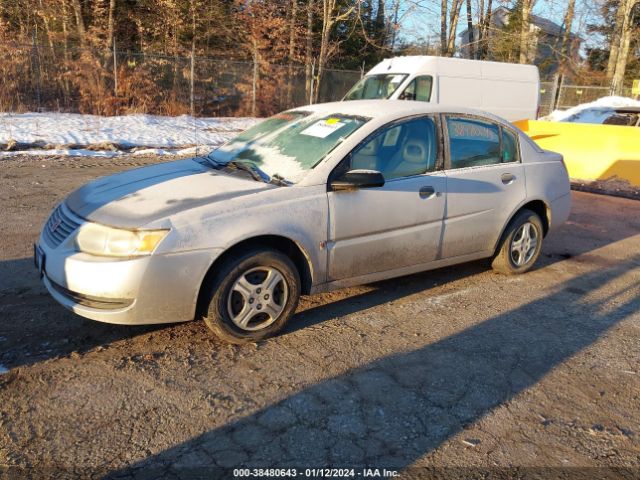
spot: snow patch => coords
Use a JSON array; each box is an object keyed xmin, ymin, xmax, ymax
[
  {"xmin": 131, "ymin": 146, "xmax": 204, "ymax": 157},
  {"xmin": 0, "ymin": 364, "xmax": 8, "ymax": 375},
  {"xmin": 0, "ymin": 112, "xmax": 258, "ymax": 157},
  {"xmin": 0, "ymin": 148, "xmax": 121, "ymax": 158},
  {"xmin": 544, "ymin": 96, "xmax": 640, "ymax": 124},
  {"xmin": 248, "ymin": 144, "xmax": 307, "ymax": 183}
]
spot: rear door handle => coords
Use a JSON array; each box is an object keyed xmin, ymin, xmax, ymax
[
  {"xmin": 501, "ymin": 173, "xmax": 515, "ymax": 184},
  {"xmin": 419, "ymin": 186, "xmax": 436, "ymax": 199}
]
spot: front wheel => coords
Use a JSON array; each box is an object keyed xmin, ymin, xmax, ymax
[
  {"xmin": 492, "ymin": 209, "xmax": 543, "ymax": 275},
  {"xmin": 202, "ymin": 248, "xmax": 301, "ymax": 344}
]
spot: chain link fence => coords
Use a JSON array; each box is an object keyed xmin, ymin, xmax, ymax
[
  {"xmin": 538, "ymin": 76, "xmax": 635, "ymax": 118},
  {"xmin": 1, "ymin": 41, "xmax": 636, "ymax": 119},
  {"xmin": 0, "ymin": 42, "xmax": 362, "ymax": 117}
]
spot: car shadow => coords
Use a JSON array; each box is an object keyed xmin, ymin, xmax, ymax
[
  {"xmin": 288, "ymin": 260, "xmax": 488, "ymax": 335},
  {"xmin": 0, "ymin": 257, "xmax": 170, "ymax": 370},
  {"xmin": 104, "ymin": 254, "xmax": 640, "ymax": 477},
  {"xmin": 1, "ymin": 190, "xmax": 638, "ymax": 371}
]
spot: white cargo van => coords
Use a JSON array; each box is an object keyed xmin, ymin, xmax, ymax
[{"xmin": 343, "ymin": 56, "xmax": 540, "ymax": 122}]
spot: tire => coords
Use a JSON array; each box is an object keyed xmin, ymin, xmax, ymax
[
  {"xmin": 201, "ymin": 248, "xmax": 301, "ymax": 344},
  {"xmin": 491, "ymin": 209, "xmax": 544, "ymax": 275}
]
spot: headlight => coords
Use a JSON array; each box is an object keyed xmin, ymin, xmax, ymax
[{"xmin": 75, "ymin": 223, "xmax": 169, "ymax": 257}]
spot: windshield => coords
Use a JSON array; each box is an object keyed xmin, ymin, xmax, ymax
[
  {"xmin": 343, "ymin": 74, "xmax": 408, "ymax": 100},
  {"xmin": 209, "ymin": 112, "xmax": 367, "ymax": 183}
]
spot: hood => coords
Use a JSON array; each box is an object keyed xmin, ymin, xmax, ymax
[{"xmin": 66, "ymin": 158, "xmax": 271, "ymax": 228}]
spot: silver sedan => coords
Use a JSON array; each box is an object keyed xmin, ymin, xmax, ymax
[{"xmin": 35, "ymin": 101, "xmax": 571, "ymax": 343}]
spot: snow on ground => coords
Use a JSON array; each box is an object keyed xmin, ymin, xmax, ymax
[
  {"xmin": 0, "ymin": 364, "xmax": 8, "ymax": 375},
  {"xmin": 544, "ymin": 96, "xmax": 640, "ymax": 124},
  {"xmin": 0, "ymin": 112, "xmax": 258, "ymax": 157}
]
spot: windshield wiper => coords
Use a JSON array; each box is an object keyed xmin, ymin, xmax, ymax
[
  {"xmin": 203, "ymin": 157, "xmax": 290, "ymax": 187},
  {"xmin": 270, "ymin": 174, "xmax": 291, "ymax": 187},
  {"xmin": 203, "ymin": 155, "xmax": 225, "ymax": 169},
  {"xmin": 226, "ymin": 160, "xmax": 271, "ymax": 183}
]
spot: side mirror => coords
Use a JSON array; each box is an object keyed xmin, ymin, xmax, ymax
[
  {"xmin": 330, "ymin": 169, "xmax": 385, "ymax": 191},
  {"xmin": 398, "ymin": 91, "xmax": 415, "ymax": 101}
]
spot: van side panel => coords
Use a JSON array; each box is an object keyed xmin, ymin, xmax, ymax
[
  {"xmin": 437, "ymin": 75, "xmax": 481, "ymax": 106},
  {"xmin": 379, "ymin": 56, "xmax": 539, "ymax": 122},
  {"xmin": 480, "ymin": 78, "xmax": 539, "ymax": 121}
]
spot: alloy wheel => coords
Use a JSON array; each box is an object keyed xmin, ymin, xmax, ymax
[{"xmin": 226, "ymin": 266, "xmax": 289, "ymax": 331}]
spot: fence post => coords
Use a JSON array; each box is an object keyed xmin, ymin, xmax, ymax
[
  {"xmin": 190, "ymin": 46, "xmax": 195, "ymax": 117},
  {"xmin": 549, "ymin": 74, "xmax": 558, "ymax": 110},
  {"xmin": 113, "ymin": 37, "xmax": 118, "ymax": 97},
  {"xmin": 553, "ymin": 74, "xmax": 564, "ymax": 111},
  {"xmin": 309, "ymin": 59, "xmax": 315, "ymax": 105},
  {"xmin": 252, "ymin": 51, "xmax": 258, "ymax": 117},
  {"xmin": 32, "ymin": 33, "xmax": 42, "ymax": 112}
]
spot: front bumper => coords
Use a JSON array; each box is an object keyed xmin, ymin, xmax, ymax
[{"xmin": 38, "ymin": 232, "xmax": 221, "ymax": 325}]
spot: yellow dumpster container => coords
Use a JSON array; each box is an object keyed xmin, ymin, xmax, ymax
[{"xmin": 514, "ymin": 120, "xmax": 640, "ymax": 186}]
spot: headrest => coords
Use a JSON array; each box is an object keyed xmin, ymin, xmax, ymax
[
  {"xmin": 359, "ymin": 137, "xmax": 379, "ymax": 156},
  {"xmin": 402, "ymin": 139, "xmax": 428, "ymax": 165}
]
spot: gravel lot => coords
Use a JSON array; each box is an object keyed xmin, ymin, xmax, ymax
[{"xmin": 0, "ymin": 155, "xmax": 639, "ymax": 478}]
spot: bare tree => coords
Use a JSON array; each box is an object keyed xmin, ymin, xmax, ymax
[
  {"xmin": 108, "ymin": 0, "xmax": 116, "ymax": 47},
  {"xmin": 610, "ymin": 0, "xmax": 639, "ymax": 94},
  {"xmin": 440, "ymin": 0, "xmax": 447, "ymax": 55},
  {"xmin": 606, "ymin": 0, "xmax": 627, "ymax": 79},
  {"xmin": 71, "ymin": 0, "xmax": 86, "ymax": 44},
  {"xmin": 518, "ymin": 0, "xmax": 535, "ymax": 64},
  {"xmin": 305, "ymin": 0, "xmax": 314, "ymax": 101},
  {"xmin": 440, "ymin": 0, "xmax": 464, "ymax": 56},
  {"xmin": 477, "ymin": 0, "xmax": 493, "ymax": 59},
  {"xmin": 315, "ymin": 0, "xmax": 355, "ymax": 101},
  {"xmin": 286, "ymin": 0, "xmax": 299, "ymax": 107},
  {"xmin": 465, "ymin": 0, "xmax": 474, "ymax": 59},
  {"xmin": 557, "ymin": 0, "xmax": 576, "ymax": 71}
]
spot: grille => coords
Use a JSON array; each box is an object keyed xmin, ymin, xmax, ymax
[{"xmin": 43, "ymin": 204, "xmax": 81, "ymax": 248}]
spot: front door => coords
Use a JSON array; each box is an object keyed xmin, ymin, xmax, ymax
[{"xmin": 327, "ymin": 116, "xmax": 446, "ymax": 281}]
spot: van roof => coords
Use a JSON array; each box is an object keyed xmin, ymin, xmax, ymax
[{"xmin": 367, "ymin": 56, "xmax": 538, "ymax": 82}]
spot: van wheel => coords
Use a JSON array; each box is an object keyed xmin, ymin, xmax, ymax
[
  {"xmin": 492, "ymin": 209, "xmax": 543, "ymax": 275},
  {"xmin": 201, "ymin": 248, "xmax": 301, "ymax": 344}
]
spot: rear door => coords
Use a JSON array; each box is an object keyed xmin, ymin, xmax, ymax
[
  {"xmin": 327, "ymin": 116, "xmax": 446, "ymax": 280},
  {"xmin": 441, "ymin": 114, "xmax": 526, "ymax": 259}
]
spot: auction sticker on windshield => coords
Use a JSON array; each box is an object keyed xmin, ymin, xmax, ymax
[{"xmin": 300, "ymin": 118, "xmax": 346, "ymax": 138}]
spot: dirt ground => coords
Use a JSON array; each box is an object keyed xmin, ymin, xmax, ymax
[{"xmin": 0, "ymin": 155, "xmax": 638, "ymax": 479}]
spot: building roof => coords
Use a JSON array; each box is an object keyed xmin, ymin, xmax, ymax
[{"xmin": 459, "ymin": 6, "xmax": 581, "ymax": 40}]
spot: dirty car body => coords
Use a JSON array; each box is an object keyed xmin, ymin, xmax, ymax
[{"xmin": 35, "ymin": 101, "xmax": 571, "ymax": 342}]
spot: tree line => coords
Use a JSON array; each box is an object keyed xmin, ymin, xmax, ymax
[
  {"xmin": 0, "ymin": 0, "xmax": 395, "ymax": 115},
  {"xmin": 0, "ymin": 0, "xmax": 638, "ymax": 116}
]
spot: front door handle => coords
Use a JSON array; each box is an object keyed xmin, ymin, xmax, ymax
[
  {"xmin": 419, "ymin": 186, "xmax": 436, "ymax": 199},
  {"xmin": 501, "ymin": 173, "xmax": 515, "ymax": 185}
]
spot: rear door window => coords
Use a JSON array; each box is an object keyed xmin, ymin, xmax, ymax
[{"xmin": 445, "ymin": 117, "xmax": 502, "ymax": 168}]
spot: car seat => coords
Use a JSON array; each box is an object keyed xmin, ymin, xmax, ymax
[
  {"xmin": 351, "ymin": 136, "xmax": 380, "ymax": 170},
  {"xmin": 384, "ymin": 138, "xmax": 431, "ymax": 178}
]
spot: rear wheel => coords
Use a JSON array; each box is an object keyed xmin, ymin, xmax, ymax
[
  {"xmin": 492, "ymin": 209, "xmax": 543, "ymax": 275},
  {"xmin": 202, "ymin": 248, "xmax": 301, "ymax": 344}
]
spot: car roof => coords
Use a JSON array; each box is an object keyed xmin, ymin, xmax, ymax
[{"xmin": 290, "ymin": 100, "xmax": 511, "ymax": 126}]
